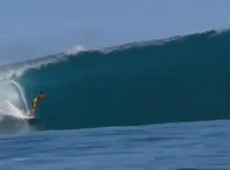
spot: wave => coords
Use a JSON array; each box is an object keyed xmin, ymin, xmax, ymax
[
  {"xmin": 1, "ymin": 29, "xmax": 230, "ymax": 132},
  {"xmin": 0, "ymin": 80, "xmax": 34, "ymax": 134}
]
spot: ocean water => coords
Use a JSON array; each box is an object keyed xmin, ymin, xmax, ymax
[
  {"xmin": 0, "ymin": 30, "xmax": 230, "ymax": 169},
  {"xmin": 0, "ymin": 120, "xmax": 230, "ymax": 170}
]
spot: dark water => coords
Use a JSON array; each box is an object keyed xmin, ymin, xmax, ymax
[
  {"xmin": 0, "ymin": 120, "xmax": 230, "ymax": 170},
  {"xmin": 12, "ymin": 30, "xmax": 230, "ymax": 130}
]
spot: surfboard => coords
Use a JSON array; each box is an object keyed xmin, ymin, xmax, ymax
[{"xmin": 26, "ymin": 117, "xmax": 38, "ymax": 125}]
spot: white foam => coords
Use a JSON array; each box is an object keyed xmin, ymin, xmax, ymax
[
  {"xmin": 0, "ymin": 45, "xmax": 88, "ymax": 81},
  {"xmin": 0, "ymin": 56, "xmax": 63, "ymax": 80},
  {"xmin": 65, "ymin": 45, "xmax": 87, "ymax": 55},
  {"xmin": 0, "ymin": 80, "xmax": 32, "ymax": 134},
  {"xmin": 10, "ymin": 80, "xmax": 29, "ymax": 112}
]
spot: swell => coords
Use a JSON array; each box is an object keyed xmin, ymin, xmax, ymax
[{"xmin": 13, "ymin": 30, "xmax": 230, "ymax": 130}]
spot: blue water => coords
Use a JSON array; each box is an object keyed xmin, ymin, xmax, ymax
[
  {"xmin": 1, "ymin": 120, "xmax": 230, "ymax": 170},
  {"xmin": 0, "ymin": 30, "xmax": 230, "ymax": 169}
]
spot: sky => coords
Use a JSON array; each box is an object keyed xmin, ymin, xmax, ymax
[{"xmin": 0, "ymin": 0, "xmax": 230, "ymax": 64}]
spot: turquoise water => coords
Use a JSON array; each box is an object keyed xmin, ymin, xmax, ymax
[{"xmin": 15, "ymin": 30, "xmax": 230, "ymax": 130}]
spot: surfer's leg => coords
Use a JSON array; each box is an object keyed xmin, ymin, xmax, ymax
[
  {"xmin": 29, "ymin": 102, "xmax": 34, "ymax": 117},
  {"xmin": 29, "ymin": 102, "xmax": 37, "ymax": 117}
]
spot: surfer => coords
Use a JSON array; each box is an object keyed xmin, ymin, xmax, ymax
[{"xmin": 29, "ymin": 91, "xmax": 45, "ymax": 118}]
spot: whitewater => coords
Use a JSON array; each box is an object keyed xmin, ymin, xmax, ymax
[{"xmin": 1, "ymin": 30, "xmax": 230, "ymax": 169}]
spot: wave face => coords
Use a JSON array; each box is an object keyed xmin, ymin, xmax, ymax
[{"xmin": 3, "ymin": 30, "xmax": 230, "ymax": 130}]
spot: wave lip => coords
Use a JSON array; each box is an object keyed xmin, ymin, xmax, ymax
[{"xmin": 65, "ymin": 45, "xmax": 87, "ymax": 55}]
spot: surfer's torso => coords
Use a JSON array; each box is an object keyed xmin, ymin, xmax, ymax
[{"xmin": 33, "ymin": 95, "xmax": 43, "ymax": 104}]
